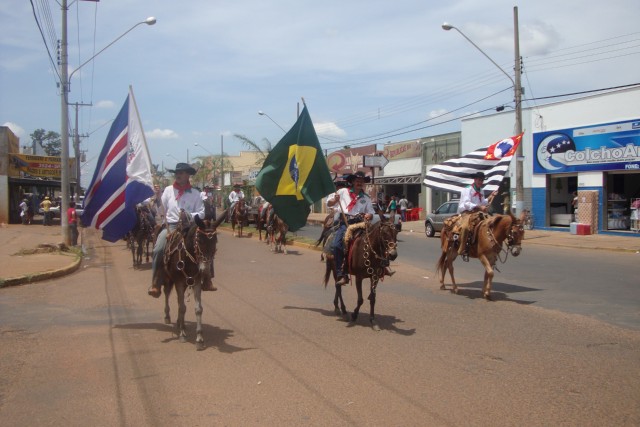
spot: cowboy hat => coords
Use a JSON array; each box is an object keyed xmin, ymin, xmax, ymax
[
  {"xmin": 167, "ymin": 163, "xmax": 197, "ymax": 175},
  {"xmin": 345, "ymin": 171, "xmax": 371, "ymax": 184},
  {"xmin": 472, "ymin": 171, "xmax": 486, "ymax": 181},
  {"xmin": 233, "ymin": 183, "xmax": 242, "ymax": 189}
]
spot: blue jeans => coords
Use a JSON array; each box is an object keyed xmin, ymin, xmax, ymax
[
  {"xmin": 332, "ymin": 223, "xmax": 347, "ymax": 279},
  {"xmin": 151, "ymin": 224, "xmax": 177, "ymax": 288}
]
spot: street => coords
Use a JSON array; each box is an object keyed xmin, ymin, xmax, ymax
[
  {"xmin": 295, "ymin": 223, "xmax": 640, "ymax": 330},
  {"xmin": 0, "ymin": 228, "xmax": 638, "ymax": 426}
]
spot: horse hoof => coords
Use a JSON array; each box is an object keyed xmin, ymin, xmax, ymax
[
  {"xmin": 196, "ymin": 341, "xmax": 205, "ymax": 351},
  {"xmin": 164, "ymin": 317, "xmax": 171, "ymax": 325},
  {"xmin": 179, "ymin": 336, "xmax": 187, "ymax": 343},
  {"xmin": 371, "ymin": 322, "xmax": 381, "ymax": 332},
  {"xmin": 484, "ymin": 293, "xmax": 492, "ymax": 301},
  {"xmin": 439, "ymin": 284, "xmax": 446, "ymax": 290},
  {"xmin": 453, "ymin": 288, "xmax": 459, "ymax": 295}
]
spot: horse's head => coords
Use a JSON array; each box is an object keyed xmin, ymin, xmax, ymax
[
  {"xmin": 191, "ymin": 212, "xmax": 226, "ymax": 274},
  {"xmin": 375, "ymin": 220, "xmax": 398, "ymax": 261},
  {"xmin": 506, "ymin": 213, "xmax": 526, "ymax": 256}
]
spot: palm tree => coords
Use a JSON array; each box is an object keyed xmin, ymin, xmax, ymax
[{"xmin": 233, "ymin": 134, "xmax": 273, "ymax": 166}]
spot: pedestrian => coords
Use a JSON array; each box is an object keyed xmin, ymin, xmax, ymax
[
  {"xmin": 327, "ymin": 171, "xmax": 376, "ymax": 286},
  {"xmin": 571, "ymin": 191, "xmax": 578, "ymax": 221},
  {"xmin": 148, "ymin": 163, "xmax": 214, "ymax": 298},
  {"xmin": 67, "ymin": 201, "xmax": 79, "ymax": 246},
  {"xmin": 19, "ymin": 198, "xmax": 30, "ymax": 225},
  {"xmin": 398, "ymin": 195, "xmax": 408, "ymax": 222},
  {"xmin": 40, "ymin": 196, "xmax": 52, "ymax": 226},
  {"xmin": 456, "ymin": 172, "xmax": 497, "ymax": 257},
  {"xmin": 387, "ymin": 195, "xmax": 397, "ymax": 223}
]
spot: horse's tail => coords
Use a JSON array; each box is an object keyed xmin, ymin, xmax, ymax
[
  {"xmin": 436, "ymin": 227, "xmax": 451, "ymax": 275},
  {"xmin": 435, "ymin": 251, "xmax": 447, "ymax": 276},
  {"xmin": 323, "ymin": 254, "xmax": 334, "ymax": 288}
]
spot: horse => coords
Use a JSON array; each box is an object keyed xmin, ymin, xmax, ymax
[
  {"xmin": 436, "ymin": 212, "xmax": 525, "ymax": 300},
  {"xmin": 230, "ymin": 199, "xmax": 248, "ymax": 237},
  {"xmin": 322, "ymin": 219, "xmax": 398, "ymax": 330},
  {"xmin": 266, "ymin": 213, "xmax": 288, "ymax": 254},
  {"xmin": 130, "ymin": 206, "xmax": 155, "ymax": 268},
  {"xmin": 161, "ymin": 209, "xmax": 227, "ymax": 350},
  {"xmin": 257, "ymin": 203, "xmax": 272, "ymax": 242},
  {"xmin": 315, "ymin": 213, "xmax": 336, "ymax": 261}
]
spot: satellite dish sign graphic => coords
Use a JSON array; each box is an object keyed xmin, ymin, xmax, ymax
[{"xmin": 536, "ymin": 133, "xmax": 576, "ymax": 171}]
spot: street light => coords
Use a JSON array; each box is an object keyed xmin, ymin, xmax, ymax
[
  {"xmin": 258, "ymin": 110, "xmax": 286, "ymax": 133},
  {"xmin": 193, "ymin": 142, "xmax": 214, "ymax": 156},
  {"xmin": 59, "ymin": 0, "xmax": 156, "ymax": 244},
  {"xmin": 442, "ymin": 6, "xmax": 523, "ymax": 213}
]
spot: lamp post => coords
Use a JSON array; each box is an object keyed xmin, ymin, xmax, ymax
[
  {"xmin": 442, "ymin": 6, "xmax": 523, "ymax": 213},
  {"xmin": 258, "ymin": 110, "xmax": 287, "ymax": 133},
  {"xmin": 59, "ymin": 0, "xmax": 155, "ymax": 244},
  {"xmin": 166, "ymin": 153, "xmax": 180, "ymax": 163}
]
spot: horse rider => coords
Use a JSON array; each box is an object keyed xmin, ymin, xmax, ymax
[
  {"xmin": 327, "ymin": 171, "xmax": 376, "ymax": 286},
  {"xmin": 148, "ymin": 163, "xmax": 216, "ymax": 298},
  {"xmin": 456, "ymin": 171, "xmax": 497, "ymax": 257},
  {"xmin": 228, "ymin": 184, "xmax": 244, "ymax": 221}
]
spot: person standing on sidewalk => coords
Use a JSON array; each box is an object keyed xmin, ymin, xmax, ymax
[
  {"xmin": 398, "ymin": 195, "xmax": 408, "ymax": 222},
  {"xmin": 19, "ymin": 199, "xmax": 30, "ymax": 225},
  {"xmin": 40, "ymin": 196, "xmax": 52, "ymax": 226},
  {"xmin": 67, "ymin": 201, "xmax": 79, "ymax": 246}
]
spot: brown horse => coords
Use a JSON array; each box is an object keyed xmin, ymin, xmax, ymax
[
  {"xmin": 436, "ymin": 212, "xmax": 525, "ymax": 300},
  {"xmin": 231, "ymin": 199, "xmax": 248, "ymax": 237},
  {"xmin": 162, "ymin": 209, "xmax": 226, "ymax": 350},
  {"xmin": 257, "ymin": 203, "xmax": 272, "ymax": 242},
  {"xmin": 323, "ymin": 220, "xmax": 398, "ymax": 330},
  {"xmin": 130, "ymin": 206, "xmax": 155, "ymax": 268},
  {"xmin": 315, "ymin": 213, "xmax": 335, "ymax": 261},
  {"xmin": 266, "ymin": 213, "xmax": 288, "ymax": 254}
]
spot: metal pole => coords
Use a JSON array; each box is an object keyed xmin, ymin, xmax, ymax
[
  {"xmin": 514, "ymin": 6, "xmax": 524, "ymax": 214},
  {"xmin": 74, "ymin": 103, "xmax": 80, "ymax": 203},
  {"xmin": 220, "ymin": 134, "xmax": 224, "ymax": 206},
  {"xmin": 60, "ymin": 0, "xmax": 70, "ymax": 245}
]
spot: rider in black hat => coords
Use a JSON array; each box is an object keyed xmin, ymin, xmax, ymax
[
  {"xmin": 327, "ymin": 171, "xmax": 376, "ymax": 286},
  {"xmin": 149, "ymin": 163, "xmax": 216, "ymax": 297},
  {"xmin": 456, "ymin": 171, "xmax": 497, "ymax": 258}
]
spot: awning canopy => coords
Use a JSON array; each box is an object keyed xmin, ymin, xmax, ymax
[{"xmin": 374, "ymin": 158, "xmax": 422, "ymax": 184}]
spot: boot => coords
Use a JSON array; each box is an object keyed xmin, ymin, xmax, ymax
[
  {"xmin": 202, "ymin": 278, "xmax": 217, "ymax": 291},
  {"xmin": 148, "ymin": 285, "xmax": 161, "ymax": 298},
  {"xmin": 385, "ymin": 267, "xmax": 395, "ymax": 277}
]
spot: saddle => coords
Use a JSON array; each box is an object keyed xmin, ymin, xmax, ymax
[{"xmin": 444, "ymin": 211, "xmax": 488, "ymax": 246}]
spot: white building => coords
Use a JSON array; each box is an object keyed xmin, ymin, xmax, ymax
[{"xmin": 462, "ymin": 86, "xmax": 640, "ymax": 234}]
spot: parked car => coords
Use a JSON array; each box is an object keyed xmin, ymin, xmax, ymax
[
  {"xmin": 39, "ymin": 205, "xmax": 61, "ymax": 218},
  {"xmin": 424, "ymin": 200, "xmax": 459, "ymax": 237},
  {"xmin": 371, "ymin": 205, "xmax": 402, "ymax": 232}
]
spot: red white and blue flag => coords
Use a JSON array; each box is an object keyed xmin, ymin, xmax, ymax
[
  {"xmin": 81, "ymin": 86, "xmax": 154, "ymax": 242},
  {"xmin": 424, "ymin": 132, "xmax": 523, "ymax": 193}
]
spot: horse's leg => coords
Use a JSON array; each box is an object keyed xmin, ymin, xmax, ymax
[
  {"xmin": 447, "ymin": 249, "xmax": 459, "ymax": 294},
  {"xmin": 351, "ymin": 277, "xmax": 364, "ymax": 323},
  {"xmin": 368, "ymin": 279, "xmax": 380, "ymax": 331},
  {"xmin": 176, "ymin": 284, "xmax": 188, "ymax": 342},
  {"xmin": 478, "ymin": 254, "xmax": 495, "ymax": 300},
  {"xmin": 163, "ymin": 282, "xmax": 172, "ymax": 324},
  {"xmin": 194, "ymin": 281, "xmax": 204, "ymax": 350}
]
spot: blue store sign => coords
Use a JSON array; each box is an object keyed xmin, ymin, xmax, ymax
[{"xmin": 533, "ymin": 119, "xmax": 640, "ymax": 174}]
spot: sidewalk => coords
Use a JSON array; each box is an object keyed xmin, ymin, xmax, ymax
[
  {"xmin": 1, "ymin": 214, "xmax": 638, "ymax": 288},
  {"xmin": 306, "ymin": 213, "xmax": 640, "ymax": 253}
]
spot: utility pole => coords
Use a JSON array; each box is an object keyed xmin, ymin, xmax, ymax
[
  {"xmin": 60, "ymin": 0, "xmax": 70, "ymax": 245},
  {"xmin": 513, "ymin": 6, "xmax": 524, "ymax": 214},
  {"xmin": 71, "ymin": 102, "xmax": 91, "ymax": 203}
]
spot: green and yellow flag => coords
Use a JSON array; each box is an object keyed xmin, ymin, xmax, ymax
[{"xmin": 255, "ymin": 104, "xmax": 335, "ymax": 231}]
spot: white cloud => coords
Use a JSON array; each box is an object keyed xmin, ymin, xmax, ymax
[
  {"xmin": 94, "ymin": 100, "xmax": 116, "ymax": 109},
  {"xmin": 315, "ymin": 122, "xmax": 347, "ymax": 139},
  {"xmin": 146, "ymin": 129, "xmax": 179, "ymax": 140},
  {"xmin": 3, "ymin": 122, "xmax": 25, "ymax": 138}
]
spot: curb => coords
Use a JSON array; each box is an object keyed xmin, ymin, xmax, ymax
[{"xmin": 0, "ymin": 253, "xmax": 83, "ymax": 289}]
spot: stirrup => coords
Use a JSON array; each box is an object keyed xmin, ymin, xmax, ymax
[{"xmin": 462, "ymin": 253, "xmax": 469, "ymax": 262}]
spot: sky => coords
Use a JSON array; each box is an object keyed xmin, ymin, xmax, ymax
[{"xmin": 1, "ymin": 0, "xmax": 639, "ymax": 188}]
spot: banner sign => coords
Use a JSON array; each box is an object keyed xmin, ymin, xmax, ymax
[
  {"xmin": 382, "ymin": 140, "xmax": 421, "ymax": 160},
  {"xmin": 533, "ymin": 119, "xmax": 640, "ymax": 174},
  {"xmin": 9, "ymin": 154, "xmax": 75, "ymax": 178},
  {"xmin": 326, "ymin": 144, "xmax": 377, "ymax": 175}
]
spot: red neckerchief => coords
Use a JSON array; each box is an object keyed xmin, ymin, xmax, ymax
[
  {"xmin": 173, "ymin": 181, "xmax": 192, "ymax": 200},
  {"xmin": 472, "ymin": 184, "xmax": 482, "ymax": 199},
  {"xmin": 347, "ymin": 188, "xmax": 359, "ymax": 211}
]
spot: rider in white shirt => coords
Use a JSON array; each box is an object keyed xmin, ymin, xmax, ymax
[
  {"xmin": 456, "ymin": 171, "xmax": 497, "ymax": 256},
  {"xmin": 149, "ymin": 163, "xmax": 212, "ymax": 297},
  {"xmin": 228, "ymin": 184, "xmax": 244, "ymax": 220}
]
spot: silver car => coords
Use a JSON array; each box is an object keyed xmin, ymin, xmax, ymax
[{"xmin": 424, "ymin": 200, "xmax": 459, "ymax": 237}]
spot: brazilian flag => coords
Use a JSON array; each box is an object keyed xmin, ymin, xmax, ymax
[{"xmin": 255, "ymin": 104, "xmax": 335, "ymax": 231}]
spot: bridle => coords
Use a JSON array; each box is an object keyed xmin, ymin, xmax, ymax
[{"xmin": 165, "ymin": 225, "xmax": 217, "ymax": 288}]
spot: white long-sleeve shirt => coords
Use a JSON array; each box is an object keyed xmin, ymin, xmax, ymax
[
  {"xmin": 457, "ymin": 185, "xmax": 490, "ymax": 214},
  {"xmin": 162, "ymin": 185, "xmax": 205, "ymax": 224},
  {"xmin": 332, "ymin": 187, "xmax": 375, "ymax": 220}
]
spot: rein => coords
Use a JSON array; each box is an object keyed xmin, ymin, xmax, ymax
[
  {"xmin": 485, "ymin": 218, "xmax": 522, "ymax": 263},
  {"xmin": 362, "ymin": 222, "xmax": 397, "ymax": 293},
  {"xmin": 165, "ymin": 225, "xmax": 217, "ymax": 289}
]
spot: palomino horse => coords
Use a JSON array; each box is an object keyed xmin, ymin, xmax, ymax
[
  {"xmin": 266, "ymin": 213, "xmax": 288, "ymax": 254},
  {"xmin": 130, "ymin": 206, "xmax": 155, "ymax": 268},
  {"xmin": 436, "ymin": 212, "xmax": 525, "ymax": 300},
  {"xmin": 231, "ymin": 199, "xmax": 248, "ymax": 237},
  {"xmin": 323, "ymin": 220, "xmax": 398, "ymax": 330},
  {"xmin": 162, "ymin": 209, "xmax": 227, "ymax": 350}
]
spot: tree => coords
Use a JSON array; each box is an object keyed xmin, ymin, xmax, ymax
[
  {"xmin": 30, "ymin": 129, "xmax": 61, "ymax": 156},
  {"xmin": 233, "ymin": 134, "xmax": 272, "ymax": 166}
]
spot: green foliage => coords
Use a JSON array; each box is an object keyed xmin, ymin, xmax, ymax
[
  {"xmin": 30, "ymin": 128, "xmax": 61, "ymax": 156},
  {"xmin": 233, "ymin": 134, "xmax": 272, "ymax": 166}
]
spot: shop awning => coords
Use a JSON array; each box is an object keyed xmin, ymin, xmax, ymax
[{"xmin": 374, "ymin": 157, "xmax": 422, "ymax": 184}]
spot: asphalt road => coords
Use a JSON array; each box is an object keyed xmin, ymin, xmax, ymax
[
  {"xmin": 296, "ymin": 223, "xmax": 640, "ymax": 330},
  {"xmin": 0, "ymin": 229, "xmax": 638, "ymax": 426}
]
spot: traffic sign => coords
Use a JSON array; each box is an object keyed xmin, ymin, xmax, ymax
[{"xmin": 362, "ymin": 155, "xmax": 389, "ymax": 169}]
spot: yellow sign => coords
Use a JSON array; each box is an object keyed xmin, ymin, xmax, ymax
[{"xmin": 9, "ymin": 154, "xmax": 75, "ymax": 179}]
